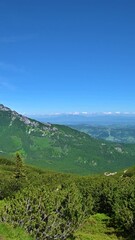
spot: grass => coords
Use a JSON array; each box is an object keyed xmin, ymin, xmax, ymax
[
  {"xmin": 0, "ymin": 223, "xmax": 33, "ymax": 240},
  {"xmin": 73, "ymin": 214, "xmax": 125, "ymax": 240}
]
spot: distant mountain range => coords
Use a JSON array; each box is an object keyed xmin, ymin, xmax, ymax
[
  {"xmin": 0, "ymin": 104, "xmax": 135, "ymax": 175},
  {"xmin": 27, "ymin": 112, "xmax": 135, "ymax": 125}
]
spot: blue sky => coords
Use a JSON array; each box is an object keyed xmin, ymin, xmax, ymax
[{"xmin": 0, "ymin": 0, "xmax": 135, "ymax": 114}]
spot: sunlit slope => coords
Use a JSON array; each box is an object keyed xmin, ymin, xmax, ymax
[
  {"xmin": 0, "ymin": 104, "xmax": 135, "ymax": 174},
  {"xmin": 71, "ymin": 124, "xmax": 135, "ymax": 143}
]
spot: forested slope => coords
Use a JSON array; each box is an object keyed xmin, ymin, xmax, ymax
[{"xmin": 1, "ymin": 157, "xmax": 135, "ymax": 240}]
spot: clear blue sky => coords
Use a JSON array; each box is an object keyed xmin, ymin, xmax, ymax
[{"xmin": 0, "ymin": 0, "xmax": 135, "ymax": 114}]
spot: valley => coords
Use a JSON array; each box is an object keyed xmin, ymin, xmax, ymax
[
  {"xmin": 0, "ymin": 104, "xmax": 135, "ymax": 175},
  {"xmin": 70, "ymin": 124, "xmax": 135, "ymax": 144}
]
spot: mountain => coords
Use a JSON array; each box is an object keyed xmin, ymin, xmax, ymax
[
  {"xmin": 28, "ymin": 112, "xmax": 135, "ymax": 125},
  {"xmin": 70, "ymin": 124, "xmax": 135, "ymax": 144},
  {"xmin": 0, "ymin": 104, "xmax": 135, "ymax": 175}
]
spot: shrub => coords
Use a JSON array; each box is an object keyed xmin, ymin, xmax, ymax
[{"xmin": 1, "ymin": 183, "xmax": 84, "ymax": 239}]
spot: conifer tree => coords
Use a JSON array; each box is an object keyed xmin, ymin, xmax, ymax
[
  {"xmin": 13, "ymin": 152, "xmax": 26, "ymax": 190},
  {"xmin": 14, "ymin": 153, "xmax": 25, "ymax": 179}
]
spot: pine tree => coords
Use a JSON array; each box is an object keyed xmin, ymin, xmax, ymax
[
  {"xmin": 14, "ymin": 153, "xmax": 25, "ymax": 179},
  {"xmin": 13, "ymin": 153, "xmax": 26, "ymax": 191}
]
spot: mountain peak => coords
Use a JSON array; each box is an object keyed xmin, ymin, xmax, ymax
[
  {"xmin": 0, "ymin": 104, "xmax": 11, "ymax": 112},
  {"xmin": 0, "ymin": 104, "xmax": 39, "ymax": 127}
]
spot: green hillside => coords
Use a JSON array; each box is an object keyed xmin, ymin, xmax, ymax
[
  {"xmin": 71, "ymin": 124, "xmax": 135, "ymax": 143},
  {"xmin": 0, "ymin": 104, "xmax": 135, "ymax": 175}
]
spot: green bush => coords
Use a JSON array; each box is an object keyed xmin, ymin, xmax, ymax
[
  {"xmin": 112, "ymin": 177, "xmax": 135, "ymax": 236},
  {"xmin": 1, "ymin": 183, "xmax": 84, "ymax": 239}
]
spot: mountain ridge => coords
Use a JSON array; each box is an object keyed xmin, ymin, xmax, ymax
[{"xmin": 0, "ymin": 104, "xmax": 135, "ymax": 175}]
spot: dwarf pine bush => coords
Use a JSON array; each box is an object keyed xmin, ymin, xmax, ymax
[{"xmin": 1, "ymin": 183, "xmax": 84, "ymax": 239}]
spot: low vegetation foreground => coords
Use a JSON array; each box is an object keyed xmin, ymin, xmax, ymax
[{"xmin": 0, "ymin": 156, "xmax": 135, "ymax": 239}]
